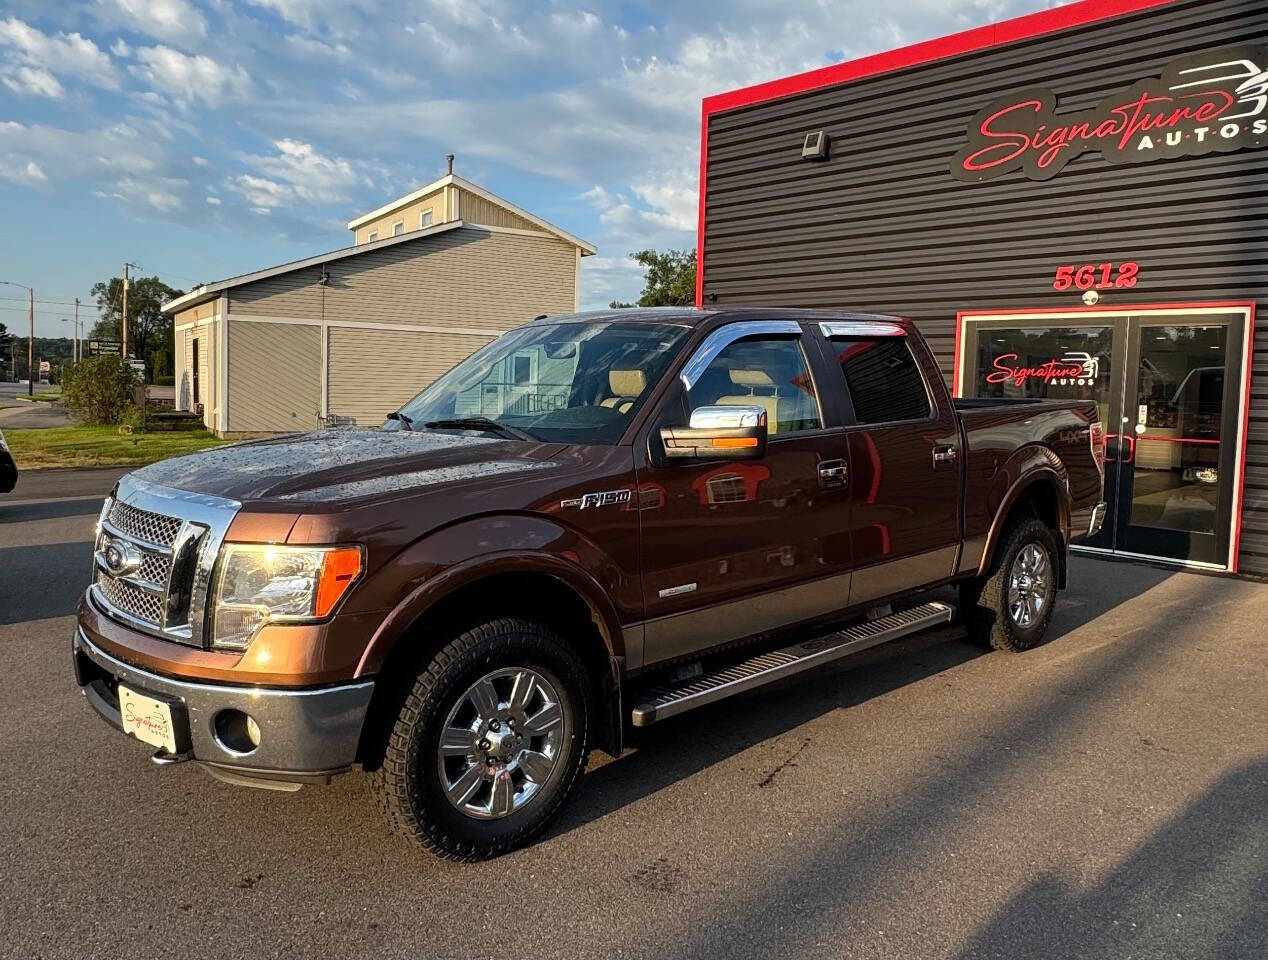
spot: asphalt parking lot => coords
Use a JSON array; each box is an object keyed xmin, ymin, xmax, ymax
[{"xmin": 2, "ymin": 468, "xmax": 1266, "ymax": 960}]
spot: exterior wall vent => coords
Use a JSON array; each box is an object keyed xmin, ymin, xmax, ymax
[{"xmin": 801, "ymin": 130, "xmax": 830, "ymax": 161}]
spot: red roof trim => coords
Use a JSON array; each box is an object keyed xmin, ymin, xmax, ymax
[{"xmin": 702, "ymin": 0, "xmax": 1182, "ymax": 116}]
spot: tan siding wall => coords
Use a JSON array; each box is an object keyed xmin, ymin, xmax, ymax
[
  {"xmin": 327, "ymin": 327, "xmax": 494, "ymax": 427},
  {"xmin": 227, "ymin": 320, "xmax": 321, "ymax": 433},
  {"xmin": 322, "ymin": 228, "xmax": 576, "ymax": 328},
  {"xmin": 456, "ymin": 189, "xmax": 544, "ymax": 233},
  {"xmin": 177, "ymin": 327, "xmax": 193, "ymax": 410},
  {"xmin": 353, "ymin": 188, "xmax": 447, "ymax": 245},
  {"xmin": 228, "ymin": 273, "xmax": 323, "ymax": 318},
  {"xmin": 191, "ymin": 321, "xmax": 219, "ymax": 430}
]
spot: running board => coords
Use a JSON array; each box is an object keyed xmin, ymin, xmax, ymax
[{"xmin": 630, "ymin": 601, "xmax": 955, "ymax": 727}]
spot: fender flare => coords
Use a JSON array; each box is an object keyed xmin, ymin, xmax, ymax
[
  {"xmin": 354, "ymin": 535, "xmax": 628, "ymax": 679},
  {"xmin": 973, "ymin": 454, "xmax": 1072, "ymax": 580}
]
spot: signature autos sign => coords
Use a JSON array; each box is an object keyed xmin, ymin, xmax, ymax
[
  {"xmin": 952, "ymin": 45, "xmax": 1268, "ymax": 181},
  {"xmin": 987, "ymin": 352, "xmax": 1101, "ymax": 388}
]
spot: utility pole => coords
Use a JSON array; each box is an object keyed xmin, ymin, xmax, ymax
[
  {"xmin": 121, "ymin": 262, "xmax": 131, "ymax": 360},
  {"xmin": 26, "ymin": 286, "xmax": 33, "ymax": 395},
  {"xmin": 74, "ymin": 297, "xmax": 80, "ymax": 362},
  {"xmin": 0, "ymin": 280, "xmax": 34, "ymax": 394}
]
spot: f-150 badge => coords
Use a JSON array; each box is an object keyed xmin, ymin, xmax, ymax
[{"xmin": 561, "ymin": 488, "xmax": 632, "ymax": 510}]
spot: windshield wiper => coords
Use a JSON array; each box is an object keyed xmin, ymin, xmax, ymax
[
  {"xmin": 423, "ymin": 416, "xmax": 535, "ymax": 441},
  {"xmin": 385, "ymin": 410, "xmax": 414, "ymax": 430}
]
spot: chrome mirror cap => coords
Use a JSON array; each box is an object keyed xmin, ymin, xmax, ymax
[{"xmin": 688, "ymin": 404, "xmax": 767, "ymax": 430}]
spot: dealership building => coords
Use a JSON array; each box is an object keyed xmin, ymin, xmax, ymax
[{"xmin": 697, "ymin": 0, "xmax": 1266, "ymax": 578}]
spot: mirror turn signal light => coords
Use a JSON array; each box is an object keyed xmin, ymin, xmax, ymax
[{"xmin": 711, "ymin": 437, "xmax": 760, "ymax": 449}]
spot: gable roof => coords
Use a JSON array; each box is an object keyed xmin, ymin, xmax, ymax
[
  {"xmin": 346, "ymin": 173, "xmax": 596, "ymax": 255},
  {"xmin": 164, "ymin": 219, "xmax": 508, "ymax": 314}
]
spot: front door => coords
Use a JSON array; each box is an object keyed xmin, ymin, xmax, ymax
[
  {"xmin": 636, "ymin": 325, "xmax": 854, "ymax": 666},
  {"xmin": 961, "ymin": 307, "xmax": 1250, "ymax": 569},
  {"xmin": 1116, "ymin": 316, "xmax": 1245, "ymax": 566}
]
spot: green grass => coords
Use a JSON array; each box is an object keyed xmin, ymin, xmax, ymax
[{"xmin": 6, "ymin": 425, "xmax": 228, "ymax": 469}]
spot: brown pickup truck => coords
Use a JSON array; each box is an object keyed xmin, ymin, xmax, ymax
[{"xmin": 74, "ymin": 308, "xmax": 1105, "ymax": 859}]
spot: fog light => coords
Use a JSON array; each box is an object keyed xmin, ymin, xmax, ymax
[{"xmin": 213, "ymin": 709, "xmax": 261, "ymax": 755}]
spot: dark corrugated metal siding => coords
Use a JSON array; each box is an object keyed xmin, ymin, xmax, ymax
[{"xmin": 701, "ymin": 0, "xmax": 1268, "ymax": 576}]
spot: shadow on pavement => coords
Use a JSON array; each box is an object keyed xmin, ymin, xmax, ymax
[
  {"xmin": 0, "ymin": 542, "xmax": 91, "ymax": 624},
  {"xmin": 953, "ymin": 756, "xmax": 1268, "ymax": 960},
  {"xmin": 0, "ymin": 497, "xmax": 103, "ymax": 525},
  {"xmin": 635, "ymin": 572, "xmax": 1256, "ymax": 960},
  {"xmin": 556, "ymin": 558, "xmax": 1177, "ymax": 839}
]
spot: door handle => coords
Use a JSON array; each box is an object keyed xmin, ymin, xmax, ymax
[
  {"xmin": 932, "ymin": 445, "xmax": 959, "ymax": 466},
  {"xmin": 818, "ymin": 459, "xmax": 847, "ymax": 488}
]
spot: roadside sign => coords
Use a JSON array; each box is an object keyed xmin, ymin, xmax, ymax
[
  {"xmin": 38, "ymin": 360, "xmax": 50, "ymax": 374},
  {"xmin": 88, "ymin": 339, "xmax": 122, "ymax": 356}
]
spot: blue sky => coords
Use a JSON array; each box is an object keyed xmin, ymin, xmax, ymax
[{"xmin": 0, "ymin": 0, "xmax": 1066, "ymax": 337}]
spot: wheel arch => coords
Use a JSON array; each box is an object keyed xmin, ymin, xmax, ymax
[
  {"xmin": 356, "ymin": 554, "xmax": 626, "ymax": 767},
  {"xmin": 974, "ymin": 456, "xmax": 1072, "ymax": 588}
]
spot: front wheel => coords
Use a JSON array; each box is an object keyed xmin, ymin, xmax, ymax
[
  {"xmin": 374, "ymin": 618, "xmax": 590, "ymax": 860},
  {"xmin": 960, "ymin": 516, "xmax": 1059, "ymax": 653}
]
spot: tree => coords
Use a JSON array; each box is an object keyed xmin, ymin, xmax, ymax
[
  {"xmin": 90, "ymin": 275, "xmax": 183, "ymax": 377},
  {"xmin": 0, "ymin": 322, "xmax": 11, "ymax": 381},
  {"xmin": 61, "ymin": 355, "xmax": 138, "ymax": 425},
  {"xmin": 609, "ymin": 248, "xmax": 697, "ymax": 309}
]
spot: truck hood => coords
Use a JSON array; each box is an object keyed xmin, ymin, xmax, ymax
[{"xmin": 129, "ymin": 429, "xmax": 562, "ymax": 503}]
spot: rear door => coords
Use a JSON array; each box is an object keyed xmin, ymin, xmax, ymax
[
  {"xmin": 635, "ymin": 320, "xmax": 855, "ymax": 667},
  {"xmin": 814, "ymin": 322, "xmax": 963, "ymax": 605}
]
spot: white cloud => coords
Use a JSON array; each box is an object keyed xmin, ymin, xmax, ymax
[
  {"xmin": 111, "ymin": 38, "xmax": 130, "ymax": 57},
  {"xmin": 109, "ymin": 0, "xmax": 208, "ymax": 44},
  {"xmin": 0, "ymin": 64, "xmax": 65, "ymax": 99},
  {"xmin": 0, "ymin": 17, "xmax": 118, "ymax": 90},
  {"xmin": 205, "ymin": 195, "xmax": 221, "ymax": 205},
  {"xmin": 0, "ymin": 157, "xmax": 47, "ymax": 185},
  {"xmin": 94, "ymin": 175, "xmax": 187, "ymax": 214},
  {"xmin": 131, "ymin": 46, "xmax": 250, "ymax": 106},
  {"xmin": 231, "ymin": 139, "xmax": 360, "ymax": 208}
]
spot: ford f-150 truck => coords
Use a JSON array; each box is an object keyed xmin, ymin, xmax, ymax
[{"xmin": 74, "ymin": 308, "xmax": 1105, "ymax": 860}]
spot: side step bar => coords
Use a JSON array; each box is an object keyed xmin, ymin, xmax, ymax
[{"xmin": 630, "ymin": 601, "xmax": 955, "ymax": 727}]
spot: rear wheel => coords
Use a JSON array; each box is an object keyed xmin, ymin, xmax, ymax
[
  {"xmin": 374, "ymin": 618, "xmax": 590, "ymax": 860},
  {"xmin": 960, "ymin": 516, "xmax": 1059, "ymax": 653}
]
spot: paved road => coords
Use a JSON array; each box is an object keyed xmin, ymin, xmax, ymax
[
  {"xmin": 2, "ymin": 469, "xmax": 1266, "ymax": 960},
  {"xmin": 0, "ymin": 401, "xmax": 73, "ymax": 429}
]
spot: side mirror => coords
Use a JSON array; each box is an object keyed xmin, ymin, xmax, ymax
[{"xmin": 660, "ymin": 404, "xmax": 768, "ymax": 460}]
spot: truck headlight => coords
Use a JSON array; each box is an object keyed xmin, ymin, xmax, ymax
[{"xmin": 211, "ymin": 544, "xmax": 363, "ymax": 651}]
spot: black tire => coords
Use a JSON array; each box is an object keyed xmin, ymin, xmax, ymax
[
  {"xmin": 960, "ymin": 516, "xmax": 1059, "ymax": 653},
  {"xmin": 374, "ymin": 618, "xmax": 590, "ymax": 860}
]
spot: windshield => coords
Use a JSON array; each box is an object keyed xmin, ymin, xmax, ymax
[{"xmin": 394, "ymin": 320, "xmax": 691, "ymax": 444}]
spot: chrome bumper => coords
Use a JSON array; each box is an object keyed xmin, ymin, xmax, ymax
[{"xmin": 73, "ymin": 627, "xmax": 373, "ymax": 785}]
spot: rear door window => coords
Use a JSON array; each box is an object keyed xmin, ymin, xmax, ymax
[{"xmin": 832, "ymin": 338, "xmax": 931, "ymax": 425}]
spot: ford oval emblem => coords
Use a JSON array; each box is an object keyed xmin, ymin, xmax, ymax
[{"xmin": 102, "ymin": 537, "xmax": 141, "ymax": 576}]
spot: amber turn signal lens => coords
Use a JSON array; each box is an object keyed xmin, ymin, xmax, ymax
[
  {"xmin": 315, "ymin": 547, "xmax": 363, "ymax": 617},
  {"xmin": 712, "ymin": 437, "xmax": 759, "ymax": 448}
]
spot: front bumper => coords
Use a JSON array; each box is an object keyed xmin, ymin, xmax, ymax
[{"xmin": 73, "ymin": 627, "xmax": 374, "ymax": 786}]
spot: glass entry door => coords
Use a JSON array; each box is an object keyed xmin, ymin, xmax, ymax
[
  {"xmin": 962, "ymin": 308, "xmax": 1249, "ymax": 569},
  {"xmin": 1116, "ymin": 319, "xmax": 1242, "ymax": 565}
]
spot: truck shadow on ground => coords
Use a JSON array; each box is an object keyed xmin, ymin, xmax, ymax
[
  {"xmin": 600, "ymin": 569, "xmax": 1264, "ymax": 960},
  {"xmin": 950, "ymin": 755, "xmax": 1268, "ymax": 960},
  {"xmin": 0, "ymin": 496, "xmax": 103, "ymax": 525},
  {"xmin": 555, "ymin": 559, "xmax": 1178, "ymax": 839}
]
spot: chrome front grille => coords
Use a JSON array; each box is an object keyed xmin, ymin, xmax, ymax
[
  {"xmin": 107, "ymin": 499, "xmax": 183, "ymax": 548},
  {"xmin": 90, "ymin": 477, "xmax": 240, "ymax": 648},
  {"xmin": 95, "ymin": 569, "xmax": 165, "ymax": 624}
]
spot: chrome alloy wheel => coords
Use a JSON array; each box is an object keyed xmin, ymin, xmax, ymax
[
  {"xmin": 437, "ymin": 667, "xmax": 565, "ymax": 820},
  {"xmin": 1007, "ymin": 543, "xmax": 1050, "ymax": 628}
]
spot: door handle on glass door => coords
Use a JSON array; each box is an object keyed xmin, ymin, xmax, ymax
[{"xmin": 932, "ymin": 445, "xmax": 959, "ymax": 465}]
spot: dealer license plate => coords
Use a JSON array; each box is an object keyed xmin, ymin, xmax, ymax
[{"xmin": 117, "ymin": 685, "xmax": 178, "ymax": 753}]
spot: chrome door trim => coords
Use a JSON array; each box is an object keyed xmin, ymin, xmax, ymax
[
  {"xmin": 819, "ymin": 321, "xmax": 905, "ymax": 338},
  {"xmin": 679, "ymin": 320, "xmax": 803, "ymax": 390}
]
